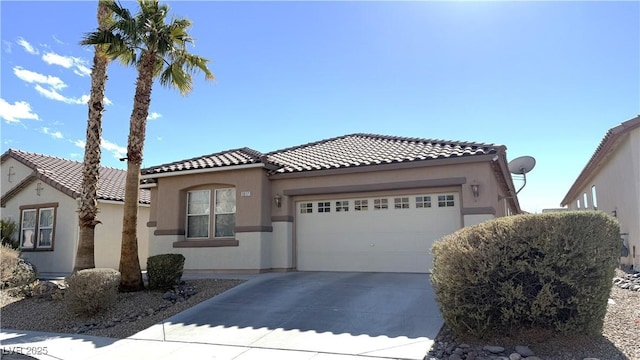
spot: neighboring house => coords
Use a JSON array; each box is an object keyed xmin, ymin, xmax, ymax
[
  {"xmin": 142, "ymin": 133, "xmax": 521, "ymax": 274},
  {"xmin": 1, "ymin": 149, "xmax": 150, "ymax": 276},
  {"xmin": 561, "ymin": 115, "xmax": 640, "ymax": 270}
]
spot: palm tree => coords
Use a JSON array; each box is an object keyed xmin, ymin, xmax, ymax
[
  {"xmin": 82, "ymin": 0, "xmax": 214, "ymax": 291},
  {"xmin": 74, "ymin": 1, "xmax": 112, "ymax": 272}
]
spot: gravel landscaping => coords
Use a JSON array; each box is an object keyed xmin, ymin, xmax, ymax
[{"xmin": 0, "ymin": 278, "xmax": 244, "ymax": 339}]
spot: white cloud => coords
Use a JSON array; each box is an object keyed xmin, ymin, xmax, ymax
[
  {"xmin": 2, "ymin": 40, "xmax": 12, "ymax": 53},
  {"xmin": 13, "ymin": 66, "xmax": 66, "ymax": 90},
  {"xmin": 52, "ymin": 35, "xmax": 65, "ymax": 45},
  {"xmin": 73, "ymin": 139, "xmax": 86, "ymax": 148},
  {"xmin": 16, "ymin": 37, "xmax": 38, "ymax": 55},
  {"xmin": 0, "ymin": 98, "xmax": 40, "ymax": 123},
  {"xmin": 157, "ymin": 136, "xmax": 163, "ymax": 141},
  {"xmin": 80, "ymin": 94, "xmax": 113, "ymax": 106},
  {"xmin": 147, "ymin": 112, "xmax": 162, "ymax": 120},
  {"xmin": 41, "ymin": 127, "xmax": 64, "ymax": 139},
  {"xmin": 42, "ymin": 51, "xmax": 91, "ymax": 77},
  {"xmin": 101, "ymin": 138, "xmax": 127, "ymax": 159},
  {"xmin": 35, "ymin": 84, "xmax": 84, "ymax": 104}
]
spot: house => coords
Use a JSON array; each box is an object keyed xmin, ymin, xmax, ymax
[
  {"xmin": 142, "ymin": 133, "xmax": 521, "ymax": 274},
  {"xmin": 561, "ymin": 115, "xmax": 640, "ymax": 270},
  {"xmin": 1, "ymin": 149, "xmax": 150, "ymax": 276}
]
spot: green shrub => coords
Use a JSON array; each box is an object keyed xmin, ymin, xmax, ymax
[
  {"xmin": 65, "ymin": 268, "xmax": 120, "ymax": 316},
  {"xmin": 1, "ymin": 244, "xmax": 38, "ymax": 291},
  {"xmin": 431, "ymin": 211, "xmax": 619, "ymax": 337},
  {"xmin": 147, "ymin": 253, "xmax": 185, "ymax": 290},
  {"xmin": 1, "ymin": 219, "xmax": 19, "ymax": 249}
]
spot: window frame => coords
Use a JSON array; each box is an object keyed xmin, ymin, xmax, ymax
[
  {"xmin": 186, "ymin": 189, "xmax": 211, "ymax": 239},
  {"xmin": 354, "ymin": 199, "xmax": 368, "ymax": 211},
  {"xmin": 394, "ymin": 197, "xmax": 410, "ymax": 209},
  {"xmin": 213, "ymin": 188, "xmax": 236, "ymax": 238},
  {"xmin": 335, "ymin": 200, "xmax": 349, "ymax": 212},
  {"xmin": 438, "ymin": 194, "xmax": 455, "ymax": 207},
  {"xmin": 373, "ymin": 198, "xmax": 388, "ymax": 210},
  {"xmin": 416, "ymin": 195, "xmax": 432, "ymax": 208},
  {"xmin": 19, "ymin": 203, "xmax": 57, "ymax": 251},
  {"xmin": 300, "ymin": 202, "xmax": 313, "ymax": 214}
]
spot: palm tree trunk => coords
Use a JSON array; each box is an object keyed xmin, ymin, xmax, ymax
[
  {"xmin": 74, "ymin": 1, "xmax": 111, "ymax": 273},
  {"xmin": 119, "ymin": 51, "xmax": 155, "ymax": 292}
]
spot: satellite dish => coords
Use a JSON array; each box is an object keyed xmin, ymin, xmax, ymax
[
  {"xmin": 508, "ymin": 156, "xmax": 536, "ymax": 175},
  {"xmin": 508, "ymin": 156, "xmax": 536, "ymax": 194}
]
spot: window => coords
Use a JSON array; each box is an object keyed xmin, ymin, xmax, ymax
[
  {"xmin": 416, "ymin": 196, "xmax": 432, "ymax": 208},
  {"xmin": 214, "ymin": 188, "xmax": 236, "ymax": 237},
  {"xmin": 187, "ymin": 188, "xmax": 236, "ymax": 238},
  {"xmin": 394, "ymin": 197, "xmax": 409, "ymax": 209},
  {"xmin": 187, "ymin": 190, "xmax": 210, "ymax": 238},
  {"xmin": 373, "ymin": 198, "xmax": 388, "ymax": 210},
  {"xmin": 19, "ymin": 204, "xmax": 57, "ymax": 250},
  {"xmin": 438, "ymin": 195, "xmax": 455, "ymax": 207},
  {"xmin": 354, "ymin": 199, "xmax": 368, "ymax": 211},
  {"xmin": 318, "ymin": 202, "xmax": 331, "ymax": 213},
  {"xmin": 583, "ymin": 193, "xmax": 589, "ymax": 209},
  {"xmin": 576, "ymin": 199, "xmax": 581, "ymax": 209},
  {"xmin": 336, "ymin": 200, "xmax": 349, "ymax": 212},
  {"xmin": 591, "ymin": 185, "xmax": 598, "ymax": 209},
  {"xmin": 300, "ymin": 202, "xmax": 313, "ymax": 214}
]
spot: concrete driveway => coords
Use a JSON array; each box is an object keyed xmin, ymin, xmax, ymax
[{"xmin": 131, "ymin": 272, "xmax": 443, "ymax": 360}]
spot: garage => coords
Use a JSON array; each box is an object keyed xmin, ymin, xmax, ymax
[{"xmin": 295, "ymin": 192, "xmax": 461, "ymax": 273}]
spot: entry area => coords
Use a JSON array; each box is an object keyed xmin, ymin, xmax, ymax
[{"xmin": 295, "ymin": 192, "xmax": 461, "ymax": 273}]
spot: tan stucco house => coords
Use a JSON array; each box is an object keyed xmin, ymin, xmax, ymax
[
  {"xmin": 561, "ymin": 115, "xmax": 640, "ymax": 270},
  {"xmin": 142, "ymin": 133, "xmax": 521, "ymax": 274},
  {"xmin": 1, "ymin": 149, "xmax": 150, "ymax": 276}
]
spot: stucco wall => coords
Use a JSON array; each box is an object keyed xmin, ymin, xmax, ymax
[
  {"xmin": 565, "ymin": 128, "xmax": 640, "ymax": 268},
  {"xmin": 147, "ymin": 158, "xmax": 511, "ymax": 272},
  {"xmin": 94, "ymin": 201, "xmax": 150, "ymax": 270},
  {"xmin": 1, "ymin": 158, "xmax": 33, "ymax": 195},
  {"xmin": 1, "ymin": 181, "xmax": 78, "ymax": 274}
]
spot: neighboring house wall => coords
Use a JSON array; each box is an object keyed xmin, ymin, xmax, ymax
[
  {"xmin": 562, "ymin": 121, "xmax": 640, "ymax": 270},
  {"xmin": 95, "ymin": 201, "xmax": 150, "ymax": 270},
  {"xmin": 1, "ymin": 180, "xmax": 78, "ymax": 274}
]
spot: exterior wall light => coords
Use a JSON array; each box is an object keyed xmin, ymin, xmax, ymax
[
  {"xmin": 274, "ymin": 193, "xmax": 282, "ymax": 208},
  {"xmin": 470, "ymin": 182, "xmax": 480, "ymax": 200}
]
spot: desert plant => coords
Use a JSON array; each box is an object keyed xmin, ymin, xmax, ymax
[
  {"xmin": 1, "ymin": 244, "xmax": 38, "ymax": 292},
  {"xmin": 1, "ymin": 219, "xmax": 18, "ymax": 249},
  {"xmin": 65, "ymin": 268, "xmax": 120, "ymax": 316},
  {"xmin": 431, "ymin": 211, "xmax": 619, "ymax": 337},
  {"xmin": 147, "ymin": 254, "xmax": 185, "ymax": 290}
]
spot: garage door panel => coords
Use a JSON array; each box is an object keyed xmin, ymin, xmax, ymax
[{"xmin": 296, "ymin": 193, "xmax": 461, "ymax": 273}]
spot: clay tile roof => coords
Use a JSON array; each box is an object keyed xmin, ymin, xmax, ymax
[
  {"xmin": 265, "ymin": 133, "xmax": 499, "ymax": 174},
  {"xmin": 1, "ymin": 149, "xmax": 150, "ymax": 204},
  {"xmin": 141, "ymin": 147, "xmax": 265, "ymax": 175}
]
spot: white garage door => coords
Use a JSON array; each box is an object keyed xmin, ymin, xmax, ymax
[{"xmin": 296, "ymin": 193, "xmax": 461, "ymax": 273}]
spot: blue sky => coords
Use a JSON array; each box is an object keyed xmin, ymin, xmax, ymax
[{"xmin": 1, "ymin": 1, "xmax": 638, "ymax": 213}]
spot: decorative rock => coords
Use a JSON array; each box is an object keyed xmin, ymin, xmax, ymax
[
  {"xmin": 483, "ymin": 345, "xmax": 505, "ymax": 354},
  {"xmin": 509, "ymin": 353, "xmax": 522, "ymax": 360},
  {"xmin": 32, "ymin": 281, "xmax": 60, "ymax": 299},
  {"xmin": 524, "ymin": 357, "xmax": 541, "ymax": 360},
  {"xmin": 583, "ymin": 358, "xmax": 600, "ymax": 360},
  {"xmin": 515, "ymin": 345, "xmax": 535, "ymax": 357},
  {"xmin": 448, "ymin": 354, "xmax": 462, "ymax": 360}
]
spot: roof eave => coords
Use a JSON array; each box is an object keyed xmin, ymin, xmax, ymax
[{"xmin": 140, "ymin": 162, "xmax": 266, "ymax": 180}]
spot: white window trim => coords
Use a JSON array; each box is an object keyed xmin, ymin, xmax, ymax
[{"xmin": 19, "ymin": 204, "xmax": 57, "ymax": 251}]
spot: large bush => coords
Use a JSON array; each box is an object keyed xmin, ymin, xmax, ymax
[
  {"xmin": 147, "ymin": 253, "xmax": 185, "ymax": 290},
  {"xmin": 65, "ymin": 268, "xmax": 120, "ymax": 316},
  {"xmin": 1, "ymin": 244, "xmax": 38, "ymax": 291},
  {"xmin": 431, "ymin": 211, "xmax": 619, "ymax": 337}
]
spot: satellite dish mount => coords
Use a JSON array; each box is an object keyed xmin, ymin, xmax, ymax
[{"xmin": 508, "ymin": 156, "xmax": 536, "ymax": 195}]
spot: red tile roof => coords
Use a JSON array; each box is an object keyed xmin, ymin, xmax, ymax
[
  {"xmin": 1, "ymin": 149, "xmax": 150, "ymax": 204},
  {"xmin": 141, "ymin": 147, "xmax": 265, "ymax": 176},
  {"xmin": 266, "ymin": 133, "xmax": 500, "ymax": 174}
]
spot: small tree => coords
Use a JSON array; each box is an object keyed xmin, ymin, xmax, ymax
[{"xmin": 0, "ymin": 219, "xmax": 18, "ymax": 249}]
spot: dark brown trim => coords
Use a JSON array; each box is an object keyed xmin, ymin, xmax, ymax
[
  {"xmin": 173, "ymin": 239, "xmax": 239, "ymax": 248},
  {"xmin": 154, "ymin": 228, "xmax": 185, "ymax": 236},
  {"xmin": 235, "ymin": 225, "xmax": 273, "ymax": 233},
  {"xmin": 19, "ymin": 202, "xmax": 59, "ymax": 210},
  {"xmin": 271, "ymin": 215, "xmax": 294, "ymax": 222},
  {"xmin": 269, "ymin": 155, "xmax": 497, "ymax": 179},
  {"xmin": 461, "ymin": 206, "xmax": 496, "ymax": 215},
  {"xmin": 282, "ymin": 177, "xmax": 466, "ymax": 197},
  {"xmin": 147, "ymin": 221, "xmax": 157, "ymax": 228}
]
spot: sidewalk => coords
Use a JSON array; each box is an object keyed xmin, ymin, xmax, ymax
[{"xmin": 0, "ymin": 329, "xmax": 393, "ymax": 360}]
